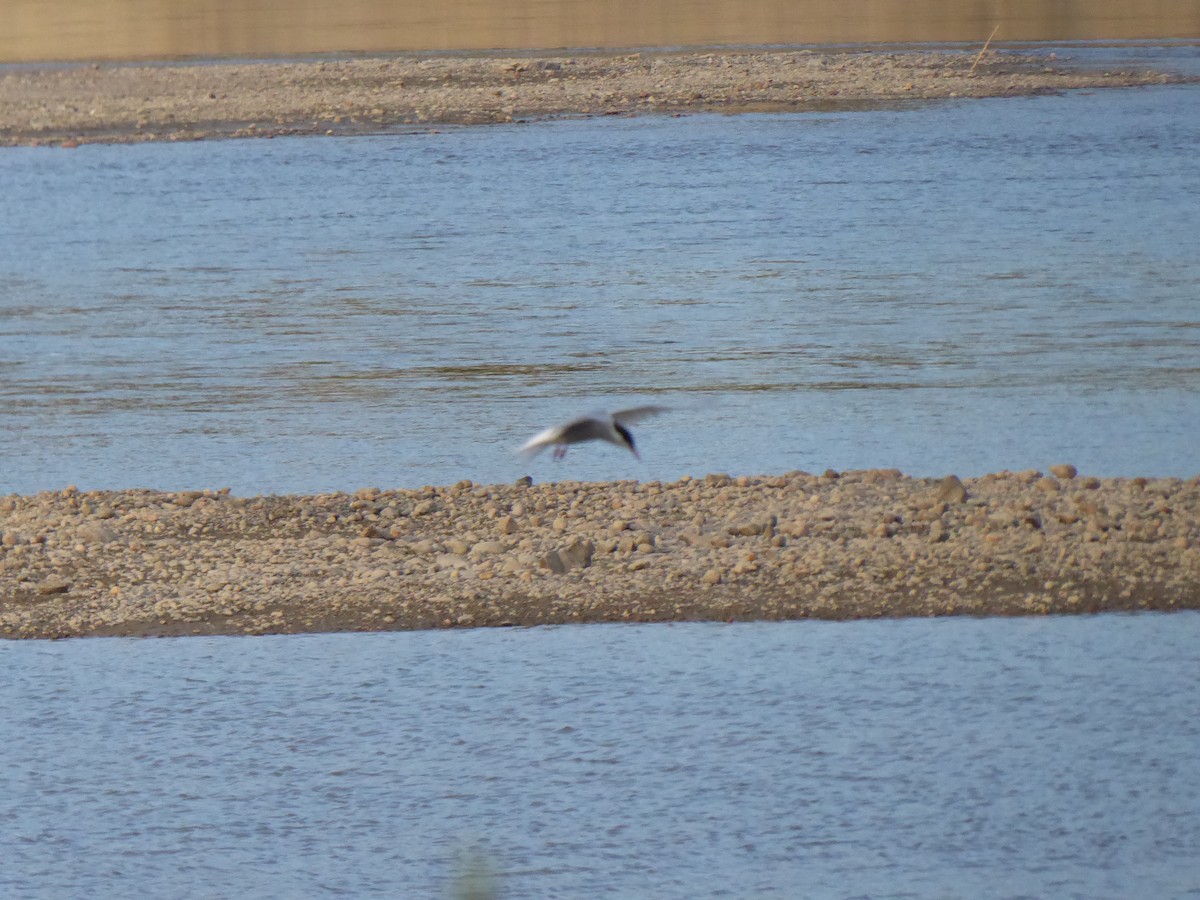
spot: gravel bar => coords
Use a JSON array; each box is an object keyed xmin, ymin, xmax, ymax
[
  {"xmin": 0, "ymin": 48, "xmax": 1182, "ymax": 147},
  {"xmin": 3, "ymin": 468, "xmax": 1198, "ymax": 639}
]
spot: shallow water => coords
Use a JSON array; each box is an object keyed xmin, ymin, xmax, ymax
[
  {"xmin": 3, "ymin": 615, "xmax": 1199, "ymax": 898},
  {"xmin": 2, "ymin": 50, "xmax": 1199, "ymax": 495}
]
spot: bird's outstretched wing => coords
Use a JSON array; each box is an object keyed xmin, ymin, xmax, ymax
[
  {"xmin": 518, "ymin": 425, "xmax": 564, "ymax": 458},
  {"xmin": 519, "ymin": 415, "xmax": 618, "ymax": 457},
  {"xmin": 611, "ymin": 405, "xmax": 670, "ymax": 425}
]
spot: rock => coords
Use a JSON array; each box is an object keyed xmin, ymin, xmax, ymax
[
  {"xmin": 500, "ymin": 556, "xmax": 528, "ymax": 574},
  {"xmin": 916, "ymin": 503, "xmax": 946, "ymax": 521},
  {"xmin": 539, "ymin": 538, "xmax": 594, "ymax": 574},
  {"xmin": 1050, "ymin": 464, "xmax": 1078, "ymax": 480},
  {"xmin": 1035, "ymin": 477, "xmax": 1059, "ymax": 492},
  {"xmin": 779, "ymin": 519, "xmax": 810, "ymax": 537},
  {"xmin": 728, "ymin": 516, "xmax": 776, "ymax": 537},
  {"xmin": 497, "ymin": 515, "xmax": 517, "ymax": 534},
  {"xmin": 731, "ymin": 557, "xmax": 759, "ymax": 576},
  {"xmin": 560, "ymin": 538, "xmax": 594, "ymax": 569},
  {"xmin": 445, "ymin": 538, "xmax": 470, "ymax": 555},
  {"xmin": 77, "ymin": 522, "xmax": 119, "ymax": 544},
  {"xmin": 37, "ymin": 578, "xmax": 71, "ymax": 595},
  {"xmin": 470, "ymin": 540, "xmax": 506, "ymax": 556},
  {"xmin": 701, "ymin": 567, "xmax": 723, "ymax": 585},
  {"xmin": 435, "ymin": 553, "xmax": 470, "ymax": 570},
  {"xmin": 936, "ymin": 475, "xmax": 968, "ymax": 504}
]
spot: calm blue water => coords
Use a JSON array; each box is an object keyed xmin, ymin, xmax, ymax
[
  {"xmin": 3, "ymin": 615, "xmax": 1199, "ymax": 898},
  {"xmin": 2, "ymin": 53, "xmax": 1199, "ymax": 493}
]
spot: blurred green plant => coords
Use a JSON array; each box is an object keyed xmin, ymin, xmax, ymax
[{"xmin": 449, "ymin": 846, "xmax": 499, "ymax": 900}]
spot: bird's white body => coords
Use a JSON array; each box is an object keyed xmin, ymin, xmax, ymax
[{"xmin": 519, "ymin": 406, "xmax": 670, "ymax": 460}]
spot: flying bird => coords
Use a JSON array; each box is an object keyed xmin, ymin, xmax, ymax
[{"xmin": 518, "ymin": 406, "xmax": 670, "ymax": 460}]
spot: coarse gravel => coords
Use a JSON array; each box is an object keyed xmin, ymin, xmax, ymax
[
  {"xmin": 3, "ymin": 468, "xmax": 1198, "ymax": 639},
  {"xmin": 0, "ymin": 48, "xmax": 1184, "ymax": 147}
]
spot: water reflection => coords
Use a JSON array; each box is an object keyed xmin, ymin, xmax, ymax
[{"xmin": 4, "ymin": 1, "xmax": 1200, "ymax": 62}]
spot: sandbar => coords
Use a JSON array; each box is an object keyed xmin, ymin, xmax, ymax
[
  {"xmin": 0, "ymin": 47, "xmax": 1183, "ymax": 147},
  {"xmin": 2, "ymin": 469, "xmax": 1198, "ymax": 638}
]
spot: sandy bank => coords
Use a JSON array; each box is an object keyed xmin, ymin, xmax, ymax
[
  {"xmin": 0, "ymin": 48, "xmax": 1182, "ymax": 147},
  {"xmin": 2, "ymin": 468, "xmax": 1198, "ymax": 639}
]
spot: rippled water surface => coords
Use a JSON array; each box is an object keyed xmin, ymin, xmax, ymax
[
  {"xmin": 2, "ymin": 48, "xmax": 1199, "ymax": 494},
  {"xmin": 3, "ymin": 615, "xmax": 1199, "ymax": 898}
]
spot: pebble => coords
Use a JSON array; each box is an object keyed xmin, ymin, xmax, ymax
[
  {"xmin": 77, "ymin": 522, "xmax": 119, "ymax": 544},
  {"xmin": 936, "ymin": 475, "xmax": 968, "ymax": 504},
  {"xmin": 471, "ymin": 540, "xmax": 506, "ymax": 556}
]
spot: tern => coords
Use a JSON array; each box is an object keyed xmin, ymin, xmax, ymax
[{"xmin": 519, "ymin": 406, "xmax": 670, "ymax": 460}]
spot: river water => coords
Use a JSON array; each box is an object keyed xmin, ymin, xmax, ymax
[
  {"xmin": 3, "ymin": 615, "xmax": 1199, "ymax": 898},
  {"xmin": 3, "ymin": 46, "xmax": 1199, "ymax": 495}
]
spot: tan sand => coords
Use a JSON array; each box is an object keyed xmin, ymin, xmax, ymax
[{"xmin": 2, "ymin": 469, "xmax": 1198, "ymax": 639}]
